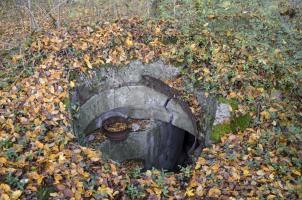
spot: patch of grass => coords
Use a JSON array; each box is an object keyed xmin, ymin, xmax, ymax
[
  {"xmin": 211, "ymin": 97, "xmax": 252, "ymax": 142},
  {"xmin": 125, "ymin": 184, "xmax": 145, "ymax": 199},
  {"xmin": 63, "ymin": 97, "xmax": 71, "ymax": 109},
  {"xmin": 5, "ymin": 172, "xmax": 27, "ymax": 190},
  {"xmin": 211, "ymin": 123, "xmax": 232, "ymax": 142},
  {"xmin": 230, "ymin": 114, "xmax": 252, "ymax": 132},
  {"xmin": 0, "ymin": 138, "xmax": 14, "ymax": 149},
  {"xmin": 37, "ymin": 186, "xmax": 56, "ymax": 200}
]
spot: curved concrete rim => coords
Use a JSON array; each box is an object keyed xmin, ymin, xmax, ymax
[
  {"xmin": 83, "ymin": 105, "xmax": 196, "ymax": 136},
  {"xmin": 75, "ymin": 85, "xmax": 198, "ymax": 138}
]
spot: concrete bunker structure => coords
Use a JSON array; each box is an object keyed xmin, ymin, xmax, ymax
[{"xmin": 72, "ymin": 61, "xmax": 217, "ymax": 170}]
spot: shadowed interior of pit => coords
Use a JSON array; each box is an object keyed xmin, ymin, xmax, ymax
[{"xmin": 142, "ymin": 121, "xmax": 196, "ymax": 171}]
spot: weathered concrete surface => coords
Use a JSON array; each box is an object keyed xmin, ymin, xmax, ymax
[
  {"xmin": 214, "ymin": 103, "xmax": 232, "ymax": 126},
  {"xmin": 194, "ymin": 91, "xmax": 217, "ymax": 148},
  {"xmin": 72, "ymin": 60, "xmax": 219, "ymax": 169},
  {"xmin": 75, "ymin": 61, "xmax": 180, "ymax": 106},
  {"xmin": 98, "ymin": 120, "xmax": 186, "ymax": 171},
  {"xmin": 74, "ymin": 84, "xmax": 196, "ymax": 139}
]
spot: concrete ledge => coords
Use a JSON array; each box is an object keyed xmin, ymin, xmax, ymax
[{"xmin": 75, "ymin": 85, "xmax": 197, "ymax": 138}]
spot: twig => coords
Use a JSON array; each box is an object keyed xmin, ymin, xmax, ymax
[
  {"xmin": 32, "ymin": 0, "xmax": 68, "ymax": 28},
  {"xmin": 15, "ymin": 4, "xmax": 39, "ymax": 30}
]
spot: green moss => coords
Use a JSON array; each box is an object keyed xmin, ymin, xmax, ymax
[
  {"xmin": 63, "ymin": 97, "xmax": 70, "ymax": 108},
  {"xmin": 210, "ymin": 97, "xmax": 252, "ymax": 142},
  {"xmin": 230, "ymin": 114, "xmax": 252, "ymax": 132},
  {"xmin": 0, "ymin": 81, "xmax": 8, "ymax": 89},
  {"xmin": 211, "ymin": 123, "xmax": 232, "ymax": 142},
  {"xmin": 69, "ymin": 70, "xmax": 80, "ymax": 81}
]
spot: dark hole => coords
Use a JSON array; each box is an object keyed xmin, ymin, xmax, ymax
[
  {"xmin": 84, "ymin": 118, "xmax": 198, "ymax": 172},
  {"xmin": 142, "ymin": 122, "xmax": 197, "ymax": 172}
]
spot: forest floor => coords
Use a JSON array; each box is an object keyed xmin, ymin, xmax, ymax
[{"xmin": 0, "ymin": 2, "xmax": 301, "ymax": 200}]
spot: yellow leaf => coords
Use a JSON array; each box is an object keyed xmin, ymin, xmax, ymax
[
  {"xmin": 35, "ymin": 141, "xmax": 44, "ymax": 149},
  {"xmin": 59, "ymin": 102, "xmax": 65, "ymax": 112},
  {"xmin": 1, "ymin": 194, "xmax": 10, "ymax": 200},
  {"xmin": 208, "ymin": 187, "xmax": 221, "ymax": 198},
  {"xmin": 153, "ymin": 187, "xmax": 162, "ymax": 196},
  {"xmin": 190, "ymin": 43, "xmax": 197, "ymax": 50},
  {"xmin": 84, "ymin": 54, "xmax": 92, "ymax": 69},
  {"xmin": 110, "ymin": 163, "xmax": 117, "ymax": 176},
  {"xmin": 49, "ymin": 85, "xmax": 55, "ymax": 94},
  {"xmin": 195, "ymin": 157, "xmax": 206, "ymax": 170},
  {"xmin": 256, "ymin": 170, "xmax": 265, "ymax": 176},
  {"xmin": 54, "ymin": 174, "xmax": 63, "ymax": 184},
  {"xmin": 185, "ymin": 188, "xmax": 195, "ymax": 197},
  {"xmin": 146, "ymin": 188, "xmax": 154, "ymax": 194},
  {"xmin": 12, "ymin": 190, "xmax": 22, "ymax": 200},
  {"xmin": 257, "ymin": 87, "xmax": 264, "ymax": 93},
  {"xmin": 97, "ymin": 185, "xmax": 113, "ymax": 198},
  {"xmin": 69, "ymin": 81, "xmax": 75, "ymax": 88},
  {"xmin": 202, "ymin": 67, "xmax": 210, "ymax": 75},
  {"xmin": 12, "ymin": 54, "xmax": 23, "ymax": 64},
  {"xmin": 145, "ymin": 170, "xmax": 152, "ymax": 177},
  {"xmin": 292, "ymin": 169, "xmax": 301, "ymax": 176},
  {"xmin": 82, "ymin": 147, "xmax": 100, "ymax": 162},
  {"xmin": 28, "ymin": 172, "xmax": 44, "ymax": 185},
  {"xmin": 0, "ymin": 184, "xmax": 11, "ymax": 192},
  {"xmin": 125, "ymin": 37, "xmax": 133, "ymax": 47},
  {"xmin": 261, "ymin": 111, "xmax": 270, "ymax": 120},
  {"xmin": 267, "ymin": 194, "xmax": 276, "ymax": 200},
  {"xmin": 0, "ymin": 157, "xmax": 7, "ymax": 164},
  {"xmin": 269, "ymin": 107, "xmax": 278, "ymax": 112},
  {"xmin": 243, "ymin": 169, "xmax": 250, "ymax": 176},
  {"xmin": 212, "ymin": 163, "xmax": 220, "ymax": 173}
]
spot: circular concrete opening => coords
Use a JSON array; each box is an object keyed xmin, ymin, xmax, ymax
[{"xmin": 72, "ymin": 61, "xmax": 217, "ymax": 171}]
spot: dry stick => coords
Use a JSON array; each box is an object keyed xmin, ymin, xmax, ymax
[
  {"xmin": 16, "ymin": 4, "xmax": 39, "ymax": 31},
  {"xmin": 57, "ymin": 0, "xmax": 61, "ymax": 28},
  {"xmin": 33, "ymin": 2, "xmax": 56, "ymax": 28},
  {"xmin": 33, "ymin": 0, "xmax": 68, "ymax": 28},
  {"xmin": 173, "ymin": 0, "xmax": 176, "ymax": 18},
  {"xmin": 28, "ymin": 0, "xmax": 38, "ymax": 30},
  {"xmin": 146, "ymin": 1, "xmax": 150, "ymax": 17}
]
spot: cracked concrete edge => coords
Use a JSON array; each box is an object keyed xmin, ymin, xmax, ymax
[
  {"xmin": 74, "ymin": 91, "xmax": 196, "ymax": 139},
  {"xmin": 73, "ymin": 60, "xmax": 180, "ymax": 106},
  {"xmin": 74, "ymin": 81, "xmax": 198, "ymax": 138}
]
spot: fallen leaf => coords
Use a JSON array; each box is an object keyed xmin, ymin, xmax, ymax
[
  {"xmin": 12, "ymin": 190, "xmax": 22, "ymax": 200},
  {"xmin": 69, "ymin": 81, "xmax": 75, "ymax": 88},
  {"xmin": 185, "ymin": 188, "xmax": 195, "ymax": 197},
  {"xmin": 208, "ymin": 187, "xmax": 221, "ymax": 198}
]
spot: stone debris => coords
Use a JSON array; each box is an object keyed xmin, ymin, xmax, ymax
[{"xmin": 214, "ymin": 103, "xmax": 232, "ymax": 126}]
